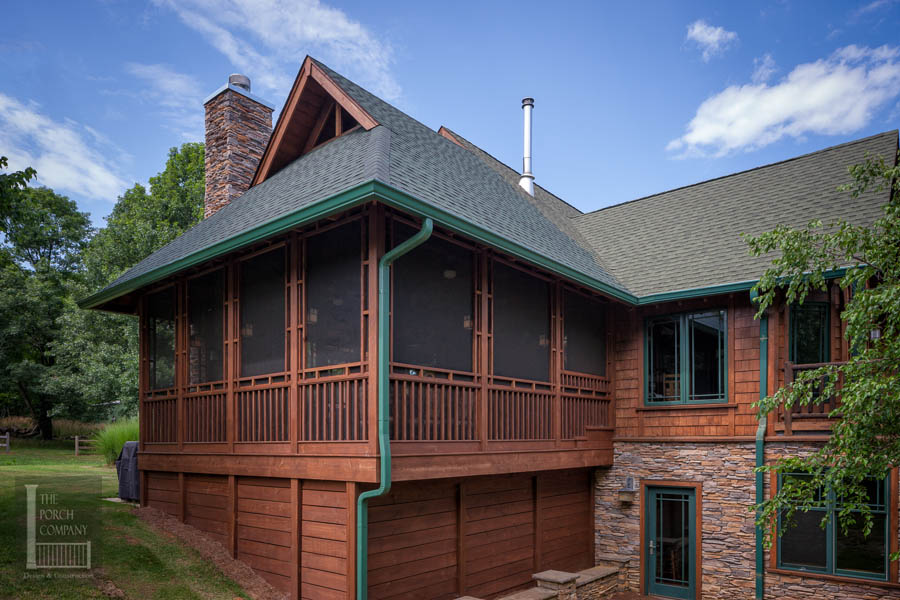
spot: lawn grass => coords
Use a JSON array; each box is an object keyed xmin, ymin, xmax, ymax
[{"xmin": 0, "ymin": 442, "xmax": 251, "ymax": 599}]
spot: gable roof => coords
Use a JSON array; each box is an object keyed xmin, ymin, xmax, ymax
[
  {"xmin": 81, "ymin": 57, "xmax": 630, "ymax": 311},
  {"xmin": 572, "ymin": 130, "xmax": 898, "ymax": 298}
]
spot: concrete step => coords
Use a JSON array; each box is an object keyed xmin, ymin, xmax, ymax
[{"xmin": 498, "ymin": 588, "xmax": 557, "ymax": 600}]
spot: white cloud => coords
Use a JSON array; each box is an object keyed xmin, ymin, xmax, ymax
[
  {"xmin": 0, "ymin": 93, "xmax": 128, "ymax": 200},
  {"xmin": 668, "ymin": 45, "xmax": 900, "ymax": 157},
  {"xmin": 686, "ymin": 20, "xmax": 738, "ymax": 61},
  {"xmin": 125, "ymin": 62, "xmax": 205, "ymax": 139},
  {"xmin": 752, "ymin": 53, "xmax": 777, "ymax": 83},
  {"xmin": 153, "ymin": 0, "xmax": 400, "ymax": 102}
]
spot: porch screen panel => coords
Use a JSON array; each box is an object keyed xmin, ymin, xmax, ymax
[
  {"xmin": 493, "ymin": 262, "xmax": 550, "ymax": 381},
  {"xmin": 563, "ymin": 290, "xmax": 607, "ymax": 376},
  {"xmin": 147, "ymin": 287, "xmax": 176, "ymax": 390},
  {"xmin": 188, "ymin": 270, "xmax": 224, "ymax": 383},
  {"xmin": 306, "ymin": 222, "xmax": 361, "ymax": 368},
  {"xmin": 393, "ymin": 224, "xmax": 473, "ymax": 372},
  {"xmin": 240, "ymin": 248, "xmax": 286, "ymax": 377}
]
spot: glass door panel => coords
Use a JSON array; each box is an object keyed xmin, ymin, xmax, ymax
[{"xmin": 647, "ymin": 486, "xmax": 696, "ymax": 599}]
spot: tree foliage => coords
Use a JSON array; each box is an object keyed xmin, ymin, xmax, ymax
[
  {"xmin": 0, "ymin": 143, "xmax": 204, "ymax": 432},
  {"xmin": 747, "ymin": 151, "xmax": 900, "ymax": 552},
  {"xmin": 0, "ymin": 156, "xmax": 36, "ymax": 225},
  {"xmin": 0, "ymin": 187, "xmax": 92, "ymax": 438},
  {"xmin": 52, "ymin": 143, "xmax": 205, "ymax": 421}
]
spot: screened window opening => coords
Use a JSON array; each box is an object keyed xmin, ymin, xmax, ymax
[
  {"xmin": 306, "ymin": 222, "xmax": 361, "ymax": 368},
  {"xmin": 393, "ymin": 225, "xmax": 473, "ymax": 372},
  {"xmin": 188, "ymin": 270, "xmax": 224, "ymax": 384},
  {"xmin": 646, "ymin": 310, "xmax": 726, "ymax": 404},
  {"xmin": 563, "ymin": 290, "xmax": 607, "ymax": 376},
  {"xmin": 778, "ymin": 474, "xmax": 888, "ymax": 580},
  {"xmin": 147, "ymin": 287, "xmax": 176, "ymax": 390},
  {"xmin": 493, "ymin": 262, "xmax": 550, "ymax": 382},
  {"xmin": 791, "ymin": 303, "xmax": 830, "ymax": 364},
  {"xmin": 240, "ymin": 248, "xmax": 286, "ymax": 377}
]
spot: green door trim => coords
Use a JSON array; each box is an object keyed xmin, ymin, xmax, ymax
[{"xmin": 644, "ymin": 484, "xmax": 700, "ymax": 599}]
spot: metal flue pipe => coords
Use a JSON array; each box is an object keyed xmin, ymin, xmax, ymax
[{"xmin": 519, "ymin": 97, "xmax": 535, "ymax": 195}]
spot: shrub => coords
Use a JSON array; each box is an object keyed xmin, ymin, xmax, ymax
[
  {"xmin": 93, "ymin": 418, "xmax": 139, "ymax": 465},
  {"xmin": 53, "ymin": 419, "xmax": 103, "ymax": 439}
]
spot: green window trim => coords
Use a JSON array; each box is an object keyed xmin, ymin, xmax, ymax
[
  {"xmin": 776, "ymin": 473, "xmax": 890, "ymax": 582},
  {"xmin": 789, "ymin": 302, "xmax": 831, "ymax": 364},
  {"xmin": 643, "ymin": 309, "xmax": 728, "ymax": 406}
]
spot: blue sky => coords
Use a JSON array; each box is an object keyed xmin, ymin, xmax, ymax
[{"xmin": 2, "ymin": 1, "xmax": 899, "ymax": 226}]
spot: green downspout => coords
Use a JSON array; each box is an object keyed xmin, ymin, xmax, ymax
[
  {"xmin": 752, "ymin": 290, "xmax": 768, "ymax": 600},
  {"xmin": 356, "ymin": 217, "xmax": 433, "ymax": 600}
]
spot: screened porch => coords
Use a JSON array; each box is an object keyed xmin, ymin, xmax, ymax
[{"xmin": 138, "ymin": 208, "xmax": 614, "ymax": 476}]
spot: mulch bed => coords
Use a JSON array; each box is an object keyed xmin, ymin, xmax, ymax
[{"xmin": 135, "ymin": 506, "xmax": 287, "ymax": 600}]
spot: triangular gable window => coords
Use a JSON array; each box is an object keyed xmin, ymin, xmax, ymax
[{"xmin": 252, "ymin": 57, "xmax": 377, "ymax": 186}]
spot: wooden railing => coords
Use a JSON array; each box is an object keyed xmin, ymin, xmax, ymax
[
  {"xmin": 390, "ymin": 368, "xmax": 478, "ymax": 441},
  {"xmin": 144, "ymin": 392, "xmax": 177, "ymax": 443},
  {"xmin": 141, "ymin": 367, "xmax": 613, "ymax": 451},
  {"xmin": 235, "ymin": 383, "xmax": 290, "ymax": 442},
  {"xmin": 301, "ymin": 375, "xmax": 368, "ymax": 441},
  {"xmin": 184, "ymin": 390, "xmax": 227, "ymax": 442},
  {"xmin": 488, "ymin": 380, "xmax": 554, "ymax": 441},
  {"xmin": 780, "ymin": 361, "xmax": 845, "ymax": 435}
]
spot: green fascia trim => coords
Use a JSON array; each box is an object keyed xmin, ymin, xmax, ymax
[
  {"xmin": 639, "ymin": 268, "xmax": 850, "ymax": 305},
  {"xmin": 80, "ymin": 178, "xmax": 639, "ymax": 311},
  {"xmin": 368, "ymin": 181, "xmax": 639, "ymax": 305},
  {"xmin": 78, "ymin": 180, "xmax": 381, "ymax": 310}
]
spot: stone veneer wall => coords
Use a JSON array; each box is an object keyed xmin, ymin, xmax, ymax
[
  {"xmin": 764, "ymin": 441, "xmax": 900, "ymax": 599},
  {"xmin": 595, "ymin": 441, "xmax": 900, "ymax": 599},
  {"xmin": 203, "ymin": 88, "xmax": 272, "ymax": 218},
  {"xmin": 594, "ymin": 441, "xmax": 758, "ymax": 599}
]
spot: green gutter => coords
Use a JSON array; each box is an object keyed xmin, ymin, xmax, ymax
[
  {"xmin": 751, "ymin": 290, "xmax": 768, "ymax": 600},
  {"xmin": 356, "ymin": 217, "xmax": 433, "ymax": 600}
]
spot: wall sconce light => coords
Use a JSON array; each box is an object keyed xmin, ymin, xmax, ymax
[
  {"xmin": 870, "ymin": 328, "xmax": 882, "ymax": 341},
  {"xmin": 618, "ymin": 476, "xmax": 637, "ymax": 503}
]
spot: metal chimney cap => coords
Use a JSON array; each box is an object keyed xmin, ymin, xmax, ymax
[
  {"xmin": 229, "ymin": 74, "xmax": 251, "ymax": 92},
  {"xmin": 521, "ymin": 97, "xmax": 534, "ymax": 108}
]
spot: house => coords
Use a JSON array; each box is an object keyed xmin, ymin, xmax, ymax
[{"xmin": 80, "ymin": 57, "xmax": 900, "ymax": 600}]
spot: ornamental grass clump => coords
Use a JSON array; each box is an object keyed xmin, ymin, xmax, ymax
[{"xmin": 93, "ymin": 418, "xmax": 139, "ymax": 465}]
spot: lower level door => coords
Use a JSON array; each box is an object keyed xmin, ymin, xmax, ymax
[{"xmin": 646, "ymin": 486, "xmax": 696, "ymax": 599}]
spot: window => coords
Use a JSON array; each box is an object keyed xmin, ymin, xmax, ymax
[
  {"xmin": 645, "ymin": 310, "xmax": 726, "ymax": 404},
  {"xmin": 563, "ymin": 290, "xmax": 607, "ymax": 376},
  {"xmin": 146, "ymin": 287, "xmax": 176, "ymax": 390},
  {"xmin": 791, "ymin": 302, "xmax": 830, "ymax": 364},
  {"xmin": 778, "ymin": 474, "xmax": 889, "ymax": 580},
  {"xmin": 493, "ymin": 262, "xmax": 550, "ymax": 381},
  {"xmin": 393, "ymin": 225, "xmax": 473, "ymax": 372},
  {"xmin": 240, "ymin": 248, "xmax": 285, "ymax": 377},
  {"xmin": 188, "ymin": 270, "xmax": 224, "ymax": 384},
  {"xmin": 306, "ymin": 222, "xmax": 361, "ymax": 368}
]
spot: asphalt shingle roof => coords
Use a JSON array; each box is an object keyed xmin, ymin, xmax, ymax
[
  {"xmin": 572, "ymin": 131, "xmax": 897, "ymax": 297},
  {"xmin": 89, "ymin": 57, "xmax": 898, "ymax": 308}
]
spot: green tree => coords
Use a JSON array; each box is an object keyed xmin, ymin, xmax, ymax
[
  {"xmin": 0, "ymin": 187, "xmax": 92, "ymax": 439},
  {"xmin": 0, "ymin": 156, "xmax": 36, "ymax": 224},
  {"xmin": 84, "ymin": 143, "xmax": 204, "ymax": 288},
  {"xmin": 748, "ymin": 151, "xmax": 900, "ymax": 553},
  {"xmin": 54, "ymin": 143, "xmax": 205, "ymax": 421}
]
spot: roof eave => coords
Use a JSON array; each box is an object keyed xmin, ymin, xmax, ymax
[{"xmin": 80, "ymin": 178, "xmax": 640, "ymax": 311}]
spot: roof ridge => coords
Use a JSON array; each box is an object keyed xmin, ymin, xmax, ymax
[
  {"xmin": 439, "ymin": 126, "xmax": 583, "ymax": 215},
  {"xmin": 577, "ymin": 129, "xmax": 899, "ymax": 218}
]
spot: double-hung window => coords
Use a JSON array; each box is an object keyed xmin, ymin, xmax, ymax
[
  {"xmin": 778, "ymin": 474, "xmax": 889, "ymax": 581},
  {"xmin": 645, "ymin": 310, "xmax": 727, "ymax": 405}
]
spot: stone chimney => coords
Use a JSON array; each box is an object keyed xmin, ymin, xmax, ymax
[{"xmin": 203, "ymin": 74, "xmax": 274, "ymax": 218}]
